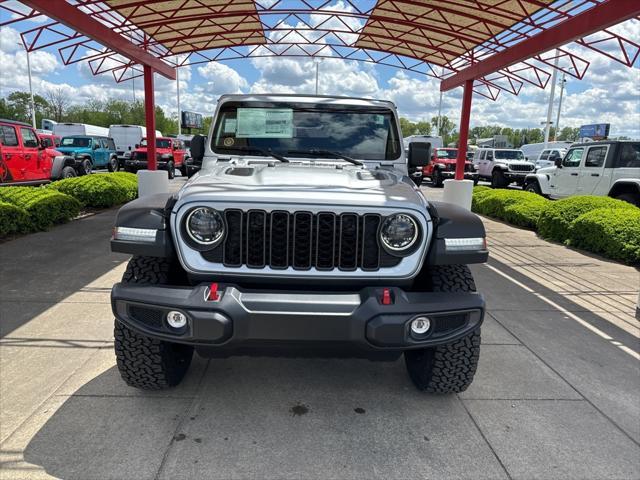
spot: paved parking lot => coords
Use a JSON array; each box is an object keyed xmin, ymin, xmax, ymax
[{"xmin": 1, "ymin": 180, "xmax": 638, "ymax": 480}]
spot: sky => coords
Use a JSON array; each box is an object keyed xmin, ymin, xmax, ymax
[{"xmin": 0, "ymin": 1, "xmax": 639, "ymax": 138}]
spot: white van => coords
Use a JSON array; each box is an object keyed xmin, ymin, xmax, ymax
[
  {"xmin": 109, "ymin": 125, "xmax": 163, "ymax": 160},
  {"xmin": 520, "ymin": 141, "xmax": 573, "ymax": 163},
  {"xmin": 53, "ymin": 123, "xmax": 109, "ymax": 138}
]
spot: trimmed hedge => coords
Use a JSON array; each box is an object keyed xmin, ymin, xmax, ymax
[
  {"xmin": 0, "ymin": 187, "xmax": 81, "ymax": 231},
  {"xmin": 0, "ymin": 201, "xmax": 31, "ymax": 237},
  {"xmin": 568, "ymin": 207, "xmax": 640, "ymax": 265},
  {"xmin": 49, "ymin": 172, "xmax": 138, "ymax": 208},
  {"xmin": 537, "ymin": 195, "xmax": 635, "ymax": 243},
  {"xmin": 472, "ymin": 188, "xmax": 549, "ymax": 229},
  {"xmin": 471, "ymin": 187, "xmax": 640, "ymax": 265}
]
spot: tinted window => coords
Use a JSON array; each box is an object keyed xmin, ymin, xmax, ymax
[
  {"xmin": 61, "ymin": 137, "xmax": 91, "ymax": 147},
  {"xmin": 584, "ymin": 146, "xmax": 607, "ymax": 168},
  {"xmin": 539, "ymin": 151, "xmax": 549, "ymax": 160},
  {"xmin": 436, "ymin": 148, "xmax": 458, "ymax": 159},
  {"xmin": 140, "ymin": 138, "xmax": 172, "ymax": 148},
  {"xmin": 0, "ymin": 125, "xmax": 18, "ymax": 146},
  {"xmin": 563, "ymin": 148, "xmax": 584, "ymax": 167},
  {"xmin": 41, "ymin": 137, "xmax": 53, "ymax": 148},
  {"xmin": 107, "ymin": 138, "xmax": 116, "ymax": 150},
  {"xmin": 616, "ymin": 143, "xmax": 640, "ymax": 168},
  {"xmin": 20, "ymin": 128, "xmax": 38, "ymax": 148},
  {"xmin": 211, "ymin": 104, "xmax": 401, "ymax": 161},
  {"xmin": 494, "ymin": 150, "xmax": 525, "ymax": 160}
]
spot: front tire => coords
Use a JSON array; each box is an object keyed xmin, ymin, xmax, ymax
[
  {"xmin": 114, "ymin": 256, "xmax": 193, "ymax": 390},
  {"xmin": 108, "ymin": 156, "xmax": 118, "ymax": 172},
  {"xmin": 433, "ymin": 169, "xmax": 444, "ymax": 188},
  {"xmin": 404, "ymin": 265, "xmax": 481, "ymax": 394},
  {"xmin": 79, "ymin": 159, "xmax": 92, "ymax": 176},
  {"xmin": 166, "ymin": 160, "xmax": 175, "ymax": 179},
  {"xmin": 613, "ymin": 192, "xmax": 640, "ymax": 207},
  {"xmin": 61, "ymin": 166, "xmax": 76, "ymax": 178},
  {"xmin": 525, "ymin": 181, "xmax": 542, "ymax": 195},
  {"xmin": 491, "ymin": 169, "xmax": 506, "ymax": 188}
]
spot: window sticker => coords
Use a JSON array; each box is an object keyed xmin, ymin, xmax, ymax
[
  {"xmin": 236, "ymin": 108, "xmax": 293, "ymax": 138},
  {"xmin": 224, "ymin": 118, "xmax": 237, "ymax": 133}
]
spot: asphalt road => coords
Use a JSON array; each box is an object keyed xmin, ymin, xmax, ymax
[{"xmin": 0, "ymin": 179, "xmax": 638, "ymax": 480}]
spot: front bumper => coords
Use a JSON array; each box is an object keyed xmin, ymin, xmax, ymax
[
  {"xmin": 111, "ymin": 283, "xmax": 484, "ymax": 354},
  {"xmin": 124, "ymin": 159, "xmax": 169, "ymax": 169},
  {"xmin": 504, "ymin": 170, "xmax": 533, "ymax": 180},
  {"xmin": 439, "ymin": 170, "xmax": 478, "ymax": 180}
]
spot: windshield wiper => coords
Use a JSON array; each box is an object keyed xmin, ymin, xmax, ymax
[
  {"xmin": 216, "ymin": 145, "xmax": 289, "ymax": 162},
  {"xmin": 287, "ymin": 149, "xmax": 363, "ymax": 166}
]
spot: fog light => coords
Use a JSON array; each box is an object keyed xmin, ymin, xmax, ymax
[
  {"xmin": 166, "ymin": 310, "xmax": 187, "ymax": 329},
  {"xmin": 411, "ymin": 316, "xmax": 431, "ymax": 335}
]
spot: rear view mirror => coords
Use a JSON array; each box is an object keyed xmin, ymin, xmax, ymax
[
  {"xmin": 190, "ymin": 134, "xmax": 205, "ymax": 161},
  {"xmin": 554, "ymin": 157, "xmax": 562, "ymax": 168},
  {"xmin": 408, "ymin": 142, "xmax": 431, "ymax": 168}
]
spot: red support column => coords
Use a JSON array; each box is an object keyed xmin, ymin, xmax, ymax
[
  {"xmin": 455, "ymin": 79, "xmax": 473, "ymax": 181},
  {"xmin": 143, "ymin": 65, "xmax": 157, "ymax": 171}
]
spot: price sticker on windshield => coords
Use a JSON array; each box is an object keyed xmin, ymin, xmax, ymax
[{"xmin": 237, "ymin": 108, "xmax": 293, "ymax": 138}]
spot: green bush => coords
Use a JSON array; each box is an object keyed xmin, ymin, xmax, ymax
[
  {"xmin": 97, "ymin": 173, "xmax": 138, "ymax": 201},
  {"xmin": 49, "ymin": 173, "xmax": 136, "ymax": 208},
  {"xmin": 472, "ymin": 189, "xmax": 549, "ymax": 228},
  {"xmin": 568, "ymin": 207, "xmax": 640, "ymax": 265},
  {"xmin": 0, "ymin": 201, "xmax": 31, "ymax": 237},
  {"xmin": 471, "ymin": 186, "xmax": 498, "ymax": 211},
  {"xmin": 0, "ymin": 187, "xmax": 80, "ymax": 230},
  {"xmin": 537, "ymin": 195, "xmax": 636, "ymax": 243}
]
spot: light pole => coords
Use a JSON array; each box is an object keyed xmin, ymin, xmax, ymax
[
  {"xmin": 436, "ymin": 67, "xmax": 445, "ymax": 136},
  {"xmin": 176, "ymin": 64, "xmax": 181, "ymax": 135},
  {"xmin": 314, "ymin": 58, "xmax": 323, "ymax": 95},
  {"xmin": 543, "ymin": 52, "xmax": 559, "ymax": 148},
  {"xmin": 554, "ymin": 74, "xmax": 566, "ymax": 141},
  {"xmin": 18, "ymin": 42, "xmax": 37, "ymax": 129}
]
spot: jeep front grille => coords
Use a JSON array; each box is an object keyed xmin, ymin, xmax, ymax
[
  {"xmin": 509, "ymin": 163, "xmax": 534, "ymax": 172},
  {"xmin": 200, "ymin": 210, "xmax": 400, "ymax": 272}
]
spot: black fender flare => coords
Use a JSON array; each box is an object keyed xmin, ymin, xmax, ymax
[
  {"xmin": 425, "ymin": 201, "xmax": 488, "ymax": 265},
  {"xmin": 111, "ymin": 193, "xmax": 176, "ymax": 257},
  {"xmin": 50, "ymin": 155, "xmax": 77, "ymax": 179}
]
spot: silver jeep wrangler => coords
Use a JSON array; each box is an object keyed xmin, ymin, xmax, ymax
[{"xmin": 110, "ymin": 94, "xmax": 489, "ymax": 393}]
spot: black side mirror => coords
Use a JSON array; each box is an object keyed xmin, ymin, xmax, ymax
[
  {"xmin": 190, "ymin": 134, "xmax": 205, "ymax": 161},
  {"xmin": 408, "ymin": 142, "xmax": 431, "ymax": 168},
  {"xmin": 134, "ymin": 144, "xmax": 139, "ymax": 149},
  {"xmin": 554, "ymin": 157, "xmax": 562, "ymax": 168},
  {"xmin": 93, "ymin": 144, "xmax": 99, "ymax": 150},
  {"xmin": 38, "ymin": 140, "xmax": 46, "ymax": 150}
]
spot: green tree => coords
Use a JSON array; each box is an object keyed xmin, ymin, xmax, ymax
[
  {"xmin": 431, "ymin": 115, "xmax": 456, "ymax": 144},
  {"xmin": 5, "ymin": 91, "xmax": 50, "ymax": 125},
  {"xmin": 557, "ymin": 127, "xmax": 579, "ymax": 141}
]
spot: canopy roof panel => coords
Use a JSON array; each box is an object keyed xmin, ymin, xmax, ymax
[{"xmin": 4, "ymin": 0, "xmax": 639, "ymax": 100}]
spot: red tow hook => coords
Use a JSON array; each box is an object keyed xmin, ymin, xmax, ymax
[
  {"xmin": 381, "ymin": 288, "xmax": 393, "ymax": 305},
  {"xmin": 207, "ymin": 282, "xmax": 220, "ymax": 301}
]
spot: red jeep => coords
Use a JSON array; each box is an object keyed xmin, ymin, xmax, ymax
[
  {"xmin": 0, "ymin": 119, "xmax": 76, "ymax": 185},
  {"xmin": 422, "ymin": 147, "xmax": 478, "ymax": 187},
  {"xmin": 125, "ymin": 137, "xmax": 186, "ymax": 179}
]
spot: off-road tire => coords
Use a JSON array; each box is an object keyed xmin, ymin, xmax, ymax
[
  {"xmin": 180, "ymin": 164, "xmax": 188, "ymax": 177},
  {"xmin": 433, "ymin": 169, "xmax": 444, "ymax": 188},
  {"xmin": 491, "ymin": 169, "xmax": 506, "ymax": 188},
  {"xmin": 473, "ymin": 177, "xmax": 479, "ymax": 186},
  {"xmin": 404, "ymin": 264, "xmax": 481, "ymax": 393},
  {"xmin": 114, "ymin": 256, "xmax": 193, "ymax": 390},
  {"xmin": 525, "ymin": 181, "xmax": 542, "ymax": 195},
  {"xmin": 167, "ymin": 160, "xmax": 175, "ymax": 179},
  {"xmin": 107, "ymin": 156, "xmax": 118, "ymax": 172},
  {"xmin": 613, "ymin": 192, "xmax": 640, "ymax": 207},
  {"xmin": 61, "ymin": 166, "xmax": 76, "ymax": 178},
  {"xmin": 80, "ymin": 158, "xmax": 92, "ymax": 175}
]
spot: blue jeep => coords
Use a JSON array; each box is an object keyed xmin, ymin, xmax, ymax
[{"xmin": 56, "ymin": 136, "xmax": 119, "ymax": 175}]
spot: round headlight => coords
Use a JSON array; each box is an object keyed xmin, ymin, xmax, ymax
[
  {"xmin": 380, "ymin": 213, "xmax": 419, "ymax": 252},
  {"xmin": 185, "ymin": 207, "xmax": 225, "ymax": 246}
]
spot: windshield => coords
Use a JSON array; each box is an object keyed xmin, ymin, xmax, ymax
[
  {"xmin": 495, "ymin": 150, "xmax": 525, "ymax": 160},
  {"xmin": 436, "ymin": 148, "xmax": 458, "ymax": 159},
  {"xmin": 211, "ymin": 103, "xmax": 401, "ymax": 161},
  {"xmin": 141, "ymin": 138, "xmax": 172, "ymax": 148},
  {"xmin": 60, "ymin": 137, "xmax": 91, "ymax": 147}
]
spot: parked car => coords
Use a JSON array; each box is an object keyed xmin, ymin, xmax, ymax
[
  {"xmin": 56, "ymin": 135, "xmax": 119, "ymax": 174},
  {"xmin": 473, "ymin": 148, "xmax": 535, "ymax": 187},
  {"xmin": 108, "ymin": 125, "xmax": 163, "ymax": 167},
  {"xmin": 125, "ymin": 136, "xmax": 186, "ymax": 178},
  {"xmin": 524, "ymin": 141, "xmax": 640, "ymax": 206},
  {"xmin": 109, "ymin": 94, "xmax": 489, "ymax": 393},
  {"xmin": 535, "ymin": 147, "xmax": 568, "ymax": 169},
  {"xmin": 520, "ymin": 141, "xmax": 573, "ymax": 163},
  {"xmin": 36, "ymin": 131, "xmax": 61, "ymax": 148},
  {"xmin": 423, "ymin": 147, "xmax": 478, "ymax": 187},
  {"xmin": 1, "ymin": 119, "xmax": 77, "ymax": 185}
]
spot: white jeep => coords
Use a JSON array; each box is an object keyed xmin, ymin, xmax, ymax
[
  {"xmin": 473, "ymin": 148, "xmax": 535, "ymax": 188},
  {"xmin": 524, "ymin": 141, "xmax": 640, "ymax": 206}
]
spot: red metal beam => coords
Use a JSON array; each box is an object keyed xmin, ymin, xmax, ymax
[
  {"xmin": 19, "ymin": 0, "xmax": 176, "ymax": 80},
  {"xmin": 455, "ymin": 79, "xmax": 474, "ymax": 180},
  {"xmin": 441, "ymin": 0, "xmax": 640, "ymax": 91},
  {"xmin": 143, "ymin": 66, "xmax": 157, "ymax": 171}
]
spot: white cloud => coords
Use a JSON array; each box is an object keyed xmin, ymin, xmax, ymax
[{"xmin": 197, "ymin": 61, "xmax": 248, "ymax": 95}]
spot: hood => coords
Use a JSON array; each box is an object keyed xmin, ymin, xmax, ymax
[
  {"xmin": 56, "ymin": 146, "xmax": 88, "ymax": 155},
  {"xmin": 175, "ymin": 161, "xmax": 427, "ymax": 213}
]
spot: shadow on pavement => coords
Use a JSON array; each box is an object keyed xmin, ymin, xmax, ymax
[{"xmin": 0, "ymin": 209, "xmax": 129, "ymax": 338}]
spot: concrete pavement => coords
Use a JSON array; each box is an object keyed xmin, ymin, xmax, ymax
[{"xmin": 0, "ymin": 181, "xmax": 638, "ymax": 480}]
